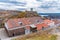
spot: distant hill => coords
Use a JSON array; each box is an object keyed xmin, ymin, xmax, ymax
[
  {"xmin": 0, "ymin": 9, "xmax": 40, "ymax": 28},
  {"xmin": 0, "ymin": 8, "xmax": 40, "ymax": 18},
  {"xmin": 39, "ymin": 13, "xmax": 60, "ymax": 19},
  {"xmin": 0, "ymin": 10, "xmax": 22, "ymax": 18},
  {"xmin": 9, "ymin": 11, "xmax": 40, "ymax": 18}
]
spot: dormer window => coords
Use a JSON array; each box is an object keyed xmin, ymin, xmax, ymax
[{"xmin": 18, "ymin": 22, "xmax": 23, "ymax": 25}]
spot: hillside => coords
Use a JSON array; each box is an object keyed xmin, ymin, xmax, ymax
[
  {"xmin": 9, "ymin": 11, "xmax": 40, "ymax": 18},
  {"xmin": 0, "ymin": 10, "xmax": 40, "ymax": 28},
  {"xmin": 0, "ymin": 10, "xmax": 22, "ymax": 28},
  {"xmin": 0, "ymin": 10, "xmax": 22, "ymax": 18},
  {"xmin": 12, "ymin": 30, "xmax": 57, "ymax": 40}
]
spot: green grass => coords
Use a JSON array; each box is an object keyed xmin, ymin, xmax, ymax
[
  {"xmin": 26, "ymin": 34, "xmax": 57, "ymax": 40},
  {"xmin": 12, "ymin": 32, "xmax": 57, "ymax": 40}
]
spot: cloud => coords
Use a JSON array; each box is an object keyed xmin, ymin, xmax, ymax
[
  {"xmin": 0, "ymin": 0, "xmax": 27, "ymax": 6},
  {"xmin": 38, "ymin": 1, "xmax": 58, "ymax": 10},
  {"xmin": 0, "ymin": 0, "xmax": 27, "ymax": 10},
  {"xmin": 37, "ymin": 0, "xmax": 60, "ymax": 13},
  {"xmin": 0, "ymin": 2, "xmax": 26, "ymax": 10},
  {"xmin": 0, "ymin": 0, "xmax": 40, "ymax": 11},
  {"xmin": 0, "ymin": 0, "xmax": 60, "ymax": 13}
]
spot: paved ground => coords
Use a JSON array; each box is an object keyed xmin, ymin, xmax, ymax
[
  {"xmin": 51, "ymin": 29, "xmax": 60, "ymax": 40},
  {"xmin": 0, "ymin": 28, "xmax": 60, "ymax": 40},
  {"xmin": 53, "ymin": 33, "xmax": 60, "ymax": 40},
  {"xmin": 57, "ymin": 35, "xmax": 60, "ymax": 40},
  {"xmin": 0, "ymin": 28, "xmax": 16, "ymax": 40},
  {"xmin": 0, "ymin": 28, "xmax": 10, "ymax": 40},
  {"xmin": 0, "ymin": 28, "xmax": 23, "ymax": 40}
]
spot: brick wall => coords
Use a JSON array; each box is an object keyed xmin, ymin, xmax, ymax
[{"xmin": 7, "ymin": 28, "xmax": 25, "ymax": 37}]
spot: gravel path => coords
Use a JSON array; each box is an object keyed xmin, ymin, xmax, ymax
[
  {"xmin": 0, "ymin": 28, "xmax": 10, "ymax": 40},
  {"xmin": 57, "ymin": 35, "xmax": 60, "ymax": 40},
  {"xmin": 54, "ymin": 33, "xmax": 60, "ymax": 40},
  {"xmin": 0, "ymin": 28, "xmax": 23, "ymax": 40}
]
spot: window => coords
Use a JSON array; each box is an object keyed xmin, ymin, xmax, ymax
[{"xmin": 13, "ymin": 32, "xmax": 15, "ymax": 36}]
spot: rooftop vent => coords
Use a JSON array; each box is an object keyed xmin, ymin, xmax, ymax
[
  {"xmin": 30, "ymin": 24, "xmax": 36, "ymax": 28},
  {"xmin": 18, "ymin": 22, "xmax": 23, "ymax": 25}
]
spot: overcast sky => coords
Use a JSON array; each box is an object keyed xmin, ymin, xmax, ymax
[{"xmin": 0, "ymin": 0, "xmax": 60, "ymax": 13}]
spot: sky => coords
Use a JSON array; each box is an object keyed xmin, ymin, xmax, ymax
[{"xmin": 0, "ymin": 0, "xmax": 60, "ymax": 13}]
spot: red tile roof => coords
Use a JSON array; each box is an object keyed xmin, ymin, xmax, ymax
[
  {"xmin": 41, "ymin": 23, "xmax": 48, "ymax": 27},
  {"xmin": 7, "ymin": 20, "xmax": 13, "ymax": 28},
  {"xmin": 5, "ymin": 17, "xmax": 54, "ymax": 30},
  {"xmin": 26, "ymin": 26, "xmax": 30, "ymax": 30},
  {"xmin": 35, "ymin": 23, "xmax": 48, "ymax": 30},
  {"xmin": 6, "ymin": 17, "xmax": 42, "ymax": 29},
  {"xmin": 35, "ymin": 24, "xmax": 42, "ymax": 30},
  {"xmin": 52, "ymin": 19, "xmax": 60, "ymax": 24},
  {"xmin": 43, "ymin": 19, "xmax": 53, "ymax": 24}
]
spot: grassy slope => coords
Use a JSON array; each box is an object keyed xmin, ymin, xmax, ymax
[{"xmin": 12, "ymin": 31, "xmax": 57, "ymax": 40}]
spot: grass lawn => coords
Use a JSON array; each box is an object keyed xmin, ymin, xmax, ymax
[
  {"xmin": 26, "ymin": 35, "xmax": 57, "ymax": 40},
  {"xmin": 12, "ymin": 31, "xmax": 57, "ymax": 40}
]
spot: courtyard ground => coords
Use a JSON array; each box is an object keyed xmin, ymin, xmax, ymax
[
  {"xmin": 0, "ymin": 28, "xmax": 25, "ymax": 40},
  {"xmin": 0, "ymin": 28, "xmax": 60, "ymax": 40}
]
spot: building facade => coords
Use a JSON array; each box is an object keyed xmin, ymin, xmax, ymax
[{"xmin": 4, "ymin": 17, "xmax": 55, "ymax": 37}]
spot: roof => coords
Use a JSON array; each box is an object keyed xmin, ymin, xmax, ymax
[
  {"xmin": 35, "ymin": 23, "xmax": 42, "ymax": 30},
  {"xmin": 52, "ymin": 19, "xmax": 60, "ymax": 24},
  {"xmin": 30, "ymin": 24, "xmax": 36, "ymax": 28},
  {"xmin": 5, "ymin": 17, "xmax": 42, "ymax": 30},
  {"xmin": 5, "ymin": 17, "xmax": 54, "ymax": 30},
  {"xmin": 35, "ymin": 23, "xmax": 48, "ymax": 30},
  {"xmin": 43, "ymin": 19, "xmax": 54, "ymax": 24}
]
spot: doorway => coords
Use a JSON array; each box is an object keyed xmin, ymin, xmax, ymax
[{"xmin": 30, "ymin": 27, "xmax": 37, "ymax": 33}]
